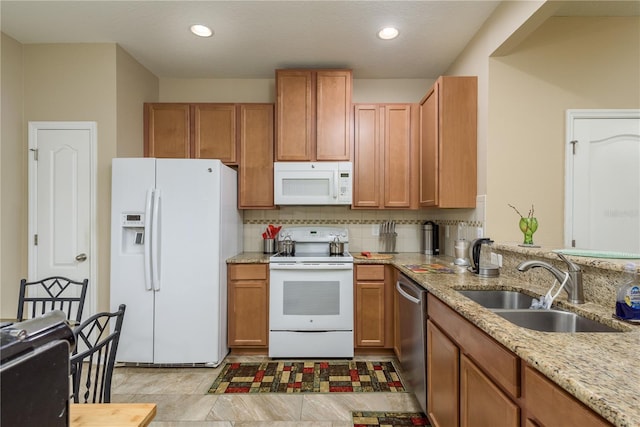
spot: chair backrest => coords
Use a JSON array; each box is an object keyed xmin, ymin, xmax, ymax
[
  {"xmin": 70, "ymin": 304, "xmax": 126, "ymax": 404},
  {"xmin": 17, "ymin": 276, "xmax": 89, "ymax": 325}
]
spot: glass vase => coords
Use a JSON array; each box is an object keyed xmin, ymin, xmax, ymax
[{"xmin": 519, "ymin": 217, "xmax": 538, "ymax": 245}]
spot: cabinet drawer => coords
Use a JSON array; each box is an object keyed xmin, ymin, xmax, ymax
[
  {"xmin": 356, "ymin": 264, "xmax": 385, "ymax": 281},
  {"xmin": 229, "ymin": 264, "xmax": 268, "ymax": 281},
  {"xmin": 428, "ymin": 295, "xmax": 519, "ymax": 398},
  {"xmin": 523, "ymin": 364, "xmax": 611, "ymax": 427}
]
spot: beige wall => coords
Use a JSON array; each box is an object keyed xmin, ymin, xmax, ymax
[
  {"xmin": 160, "ymin": 78, "xmax": 274, "ymax": 103},
  {"xmin": 1, "ymin": 33, "xmax": 26, "ymax": 317},
  {"xmin": 116, "ymin": 45, "xmax": 159, "ymax": 157},
  {"xmin": 159, "ymin": 78, "xmax": 432, "ymax": 104},
  {"xmin": 445, "ymin": 0, "xmax": 548, "ymax": 199},
  {"xmin": 487, "ymin": 17, "xmax": 640, "ymax": 247},
  {"xmin": 22, "ymin": 43, "xmax": 118, "ymax": 313},
  {"xmin": 0, "ymin": 41, "xmax": 161, "ymax": 317}
]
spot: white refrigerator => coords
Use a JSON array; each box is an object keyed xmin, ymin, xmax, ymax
[{"xmin": 110, "ymin": 158, "xmax": 242, "ymax": 365}]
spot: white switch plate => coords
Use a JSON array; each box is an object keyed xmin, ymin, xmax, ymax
[
  {"xmin": 372, "ymin": 224, "xmax": 379, "ymax": 236},
  {"xmin": 476, "ymin": 227, "xmax": 484, "ymax": 238}
]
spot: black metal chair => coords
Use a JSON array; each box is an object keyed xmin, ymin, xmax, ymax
[
  {"xmin": 70, "ymin": 304, "xmax": 126, "ymax": 404},
  {"xmin": 17, "ymin": 276, "xmax": 89, "ymax": 325}
]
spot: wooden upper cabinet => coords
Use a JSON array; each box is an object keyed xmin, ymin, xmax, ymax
[
  {"xmin": 192, "ymin": 104, "xmax": 237, "ymax": 163},
  {"xmin": 384, "ymin": 104, "xmax": 418, "ymax": 208},
  {"xmin": 353, "ymin": 105, "xmax": 381, "ymax": 207},
  {"xmin": 144, "ymin": 103, "xmax": 191, "ymax": 158},
  {"xmin": 315, "ymin": 70, "xmax": 352, "ymax": 160},
  {"xmin": 419, "ymin": 76, "xmax": 477, "ymax": 208},
  {"xmin": 353, "ymin": 104, "xmax": 418, "ymax": 209},
  {"xmin": 276, "ymin": 70, "xmax": 314, "ymax": 160},
  {"xmin": 276, "ymin": 69, "xmax": 352, "ymax": 161},
  {"xmin": 238, "ymin": 104, "xmax": 275, "ymax": 209},
  {"xmin": 144, "ymin": 102, "xmax": 238, "ymax": 164}
]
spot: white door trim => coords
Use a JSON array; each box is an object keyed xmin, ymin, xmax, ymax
[
  {"xmin": 28, "ymin": 121, "xmax": 98, "ymax": 317},
  {"xmin": 564, "ymin": 109, "xmax": 640, "ymax": 248}
]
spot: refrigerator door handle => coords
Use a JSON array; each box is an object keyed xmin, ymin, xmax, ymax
[
  {"xmin": 151, "ymin": 189, "xmax": 161, "ymax": 291},
  {"xmin": 143, "ymin": 189, "xmax": 154, "ymax": 291}
]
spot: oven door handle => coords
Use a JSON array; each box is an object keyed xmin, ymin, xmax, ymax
[{"xmin": 270, "ymin": 263, "xmax": 354, "ymax": 270}]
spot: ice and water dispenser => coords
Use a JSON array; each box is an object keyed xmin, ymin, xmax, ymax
[{"xmin": 120, "ymin": 213, "xmax": 145, "ymax": 253}]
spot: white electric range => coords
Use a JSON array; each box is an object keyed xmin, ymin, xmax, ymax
[{"xmin": 268, "ymin": 226, "xmax": 354, "ymax": 358}]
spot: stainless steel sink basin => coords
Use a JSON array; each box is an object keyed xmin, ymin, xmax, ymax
[
  {"xmin": 458, "ymin": 290, "xmax": 535, "ymax": 309},
  {"xmin": 494, "ymin": 309, "xmax": 622, "ymax": 333}
]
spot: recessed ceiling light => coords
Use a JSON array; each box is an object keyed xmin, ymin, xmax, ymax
[
  {"xmin": 377, "ymin": 27, "xmax": 399, "ymax": 40},
  {"xmin": 190, "ymin": 24, "xmax": 213, "ymax": 38}
]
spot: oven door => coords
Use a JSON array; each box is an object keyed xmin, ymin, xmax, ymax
[{"xmin": 269, "ymin": 263, "xmax": 353, "ymax": 331}]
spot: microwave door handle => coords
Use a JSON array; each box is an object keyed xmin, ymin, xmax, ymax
[{"xmin": 333, "ymin": 170, "xmax": 338, "ymax": 199}]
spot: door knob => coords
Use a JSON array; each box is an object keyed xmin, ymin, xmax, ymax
[{"xmin": 75, "ymin": 253, "xmax": 87, "ymax": 262}]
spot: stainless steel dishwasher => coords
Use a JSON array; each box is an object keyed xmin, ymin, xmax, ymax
[{"xmin": 396, "ymin": 273, "xmax": 428, "ymax": 413}]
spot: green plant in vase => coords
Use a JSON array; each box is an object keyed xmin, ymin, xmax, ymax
[{"xmin": 509, "ymin": 204, "xmax": 538, "ymax": 246}]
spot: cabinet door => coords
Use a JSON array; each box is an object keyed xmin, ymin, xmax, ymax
[
  {"xmin": 438, "ymin": 76, "xmax": 477, "ymax": 208},
  {"xmin": 275, "ymin": 70, "xmax": 314, "ymax": 160},
  {"xmin": 228, "ymin": 265, "xmax": 269, "ymax": 347},
  {"xmin": 355, "ymin": 281, "xmax": 385, "ymax": 347},
  {"xmin": 144, "ymin": 103, "xmax": 191, "ymax": 158},
  {"xmin": 419, "ymin": 86, "xmax": 438, "ymax": 206},
  {"xmin": 384, "ymin": 104, "xmax": 415, "ymax": 208},
  {"xmin": 192, "ymin": 104, "xmax": 237, "ymax": 163},
  {"xmin": 238, "ymin": 104, "xmax": 275, "ymax": 209},
  {"xmin": 523, "ymin": 364, "xmax": 612, "ymax": 427},
  {"xmin": 419, "ymin": 77, "xmax": 477, "ymax": 208},
  {"xmin": 460, "ymin": 354, "xmax": 519, "ymax": 427},
  {"xmin": 427, "ymin": 320, "xmax": 459, "ymax": 427},
  {"xmin": 353, "ymin": 105, "xmax": 382, "ymax": 208},
  {"xmin": 316, "ymin": 70, "xmax": 352, "ymax": 161}
]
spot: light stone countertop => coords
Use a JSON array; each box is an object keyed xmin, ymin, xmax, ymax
[{"xmin": 227, "ymin": 251, "xmax": 640, "ymax": 427}]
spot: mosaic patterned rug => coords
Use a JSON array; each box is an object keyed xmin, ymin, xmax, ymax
[
  {"xmin": 208, "ymin": 361, "xmax": 406, "ymax": 394},
  {"xmin": 352, "ymin": 411, "xmax": 431, "ymax": 426}
]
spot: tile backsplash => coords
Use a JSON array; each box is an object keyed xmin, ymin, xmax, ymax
[{"xmin": 242, "ymin": 200, "xmax": 488, "ymax": 255}]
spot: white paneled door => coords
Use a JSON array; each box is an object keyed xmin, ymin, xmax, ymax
[
  {"xmin": 28, "ymin": 122, "xmax": 97, "ymax": 319},
  {"xmin": 566, "ymin": 110, "xmax": 640, "ymax": 253}
]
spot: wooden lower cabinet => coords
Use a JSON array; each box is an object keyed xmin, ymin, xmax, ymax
[
  {"xmin": 427, "ymin": 295, "xmax": 519, "ymax": 427},
  {"xmin": 227, "ymin": 264, "xmax": 269, "ymax": 347},
  {"xmin": 427, "ymin": 294, "xmax": 612, "ymax": 427},
  {"xmin": 427, "ymin": 320, "xmax": 459, "ymax": 427},
  {"xmin": 354, "ymin": 264, "xmax": 394, "ymax": 348},
  {"xmin": 460, "ymin": 354, "xmax": 519, "ymax": 427},
  {"xmin": 523, "ymin": 364, "xmax": 612, "ymax": 427}
]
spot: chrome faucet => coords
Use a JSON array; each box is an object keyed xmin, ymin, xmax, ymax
[{"xmin": 517, "ymin": 253, "xmax": 585, "ymax": 304}]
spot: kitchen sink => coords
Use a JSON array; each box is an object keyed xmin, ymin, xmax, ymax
[
  {"xmin": 458, "ymin": 290, "xmax": 535, "ymax": 309},
  {"xmin": 493, "ymin": 309, "xmax": 622, "ymax": 333}
]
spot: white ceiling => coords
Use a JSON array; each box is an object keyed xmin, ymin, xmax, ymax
[
  {"xmin": 2, "ymin": 1, "xmax": 638, "ymax": 79},
  {"xmin": 1, "ymin": 1, "xmax": 503, "ymax": 78}
]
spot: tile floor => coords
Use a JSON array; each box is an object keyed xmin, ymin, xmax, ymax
[{"xmin": 111, "ymin": 354, "xmax": 423, "ymax": 427}]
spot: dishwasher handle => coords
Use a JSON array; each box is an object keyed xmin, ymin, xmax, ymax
[{"xmin": 396, "ymin": 280, "xmax": 421, "ymax": 305}]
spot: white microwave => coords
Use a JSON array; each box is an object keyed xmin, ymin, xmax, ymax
[{"xmin": 274, "ymin": 162, "xmax": 352, "ymax": 205}]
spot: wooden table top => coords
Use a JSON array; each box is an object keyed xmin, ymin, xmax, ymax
[{"xmin": 69, "ymin": 403, "xmax": 157, "ymax": 427}]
